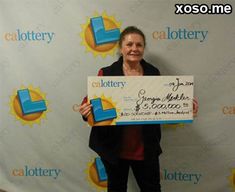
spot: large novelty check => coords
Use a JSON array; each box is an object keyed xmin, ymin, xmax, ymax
[{"xmin": 87, "ymin": 76, "xmax": 194, "ymax": 126}]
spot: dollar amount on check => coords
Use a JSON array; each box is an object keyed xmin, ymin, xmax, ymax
[{"xmin": 87, "ymin": 76, "xmax": 194, "ymax": 126}]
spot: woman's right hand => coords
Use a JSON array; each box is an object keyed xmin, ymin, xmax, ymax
[{"xmin": 79, "ymin": 103, "xmax": 92, "ymax": 118}]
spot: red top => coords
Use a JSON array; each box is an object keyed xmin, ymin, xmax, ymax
[{"xmin": 119, "ymin": 125, "xmax": 144, "ymax": 160}]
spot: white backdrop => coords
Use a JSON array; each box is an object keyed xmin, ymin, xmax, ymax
[{"xmin": 1, "ymin": 0, "xmax": 235, "ymax": 191}]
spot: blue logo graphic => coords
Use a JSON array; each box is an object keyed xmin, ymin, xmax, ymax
[
  {"xmin": 90, "ymin": 98, "xmax": 117, "ymax": 122},
  {"xmin": 95, "ymin": 157, "xmax": 107, "ymax": 181},
  {"xmin": 90, "ymin": 16, "xmax": 120, "ymax": 45},
  {"xmin": 17, "ymin": 89, "xmax": 47, "ymax": 115}
]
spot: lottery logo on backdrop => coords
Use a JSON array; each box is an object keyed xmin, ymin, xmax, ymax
[
  {"xmin": 12, "ymin": 165, "xmax": 61, "ymax": 179},
  {"xmin": 80, "ymin": 11, "xmax": 121, "ymax": 58},
  {"xmin": 160, "ymin": 169, "xmax": 202, "ymax": 184},
  {"xmin": 229, "ymin": 168, "xmax": 235, "ymax": 190},
  {"xmin": 152, "ymin": 27, "xmax": 208, "ymax": 42},
  {"xmin": 4, "ymin": 29, "xmax": 55, "ymax": 44},
  {"xmin": 9, "ymin": 85, "xmax": 49, "ymax": 127},
  {"xmin": 86, "ymin": 157, "xmax": 107, "ymax": 191}
]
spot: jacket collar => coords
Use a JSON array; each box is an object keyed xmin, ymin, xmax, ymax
[{"xmin": 112, "ymin": 56, "xmax": 149, "ymax": 76}]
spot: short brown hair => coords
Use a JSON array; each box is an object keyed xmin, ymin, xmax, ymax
[{"xmin": 119, "ymin": 26, "xmax": 146, "ymax": 47}]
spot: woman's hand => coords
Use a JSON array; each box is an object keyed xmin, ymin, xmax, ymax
[
  {"xmin": 193, "ymin": 98, "xmax": 198, "ymax": 117},
  {"xmin": 79, "ymin": 103, "xmax": 92, "ymax": 118}
]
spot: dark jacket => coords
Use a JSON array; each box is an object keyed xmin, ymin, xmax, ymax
[{"xmin": 89, "ymin": 57, "xmax": 162, "ymax": 163}]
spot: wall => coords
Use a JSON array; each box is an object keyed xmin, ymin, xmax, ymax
[{"xmin": 1, "ymin": 0, "xmax": 235, "ymax": 191}]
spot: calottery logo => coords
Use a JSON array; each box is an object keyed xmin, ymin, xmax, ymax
[
  {"xmin": 86, "ymin": 157, "xmax": 107, "ymax": 191},
  {"xmin": 91, "ymin": 79, "xmax": 126, "ymax": 88},
  {"xmin": 12, "ymin": 166, "xmax": 61, "ymax": 179},
  {"xmin": 9, "ymin": 85, "xmax": 49, "ymax": 127},
  {"xmin": 80, "ymin": 11, "xmax": 121, "ymax": 58},
  {"xmin": 4, "ymin": 29, "xmax": 55, "ymax": 44},
  {"xmin": 161, "ymin": 169, "xmax": 202, "ymax": 184},
  {"xmin": 152, "ymin": 27, "xmax": 208, "ymax": 42}
]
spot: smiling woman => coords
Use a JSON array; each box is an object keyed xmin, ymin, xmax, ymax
[{"xmin": 79, "ymin": 26, "xmax": 162, "ymax": 192}]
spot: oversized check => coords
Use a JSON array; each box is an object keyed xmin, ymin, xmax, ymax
[{"xmin": 87, "ymin": 76, "xmax": 194, "ymax": 126}]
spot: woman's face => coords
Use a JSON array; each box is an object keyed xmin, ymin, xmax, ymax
[{"xmin": 120, "ymin": 33, "xmax": 145, "ymax": 64}]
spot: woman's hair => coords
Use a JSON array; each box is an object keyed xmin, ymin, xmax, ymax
[{"xmin": 118, "ymin": 26, "xmax": 146, "ymax": 47}]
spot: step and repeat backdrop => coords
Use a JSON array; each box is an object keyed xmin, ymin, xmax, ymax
[{"xmin": 1, "ymin": 0, "xmax": 235, "ymax": 191}]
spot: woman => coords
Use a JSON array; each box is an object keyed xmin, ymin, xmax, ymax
[{"xmin": 79, "ymin": 26, "xmax": 162, "ymax": 192}]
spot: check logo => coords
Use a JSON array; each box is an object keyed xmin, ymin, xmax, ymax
[
  {"xmin": 90, "ymin": 16, "xmax": 120, "ymax": 45},
  {"xmin": 90, "ymin": 98, "xmax": 117, "ymax": 122},
  {"xmin": 17, "ymin": 89, "xmax": 47, "ymax": 115}
]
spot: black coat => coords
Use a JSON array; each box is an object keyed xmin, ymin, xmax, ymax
[{"xmin": 89, "ymin": 57, "xmax": 162, "ymax": 163}]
